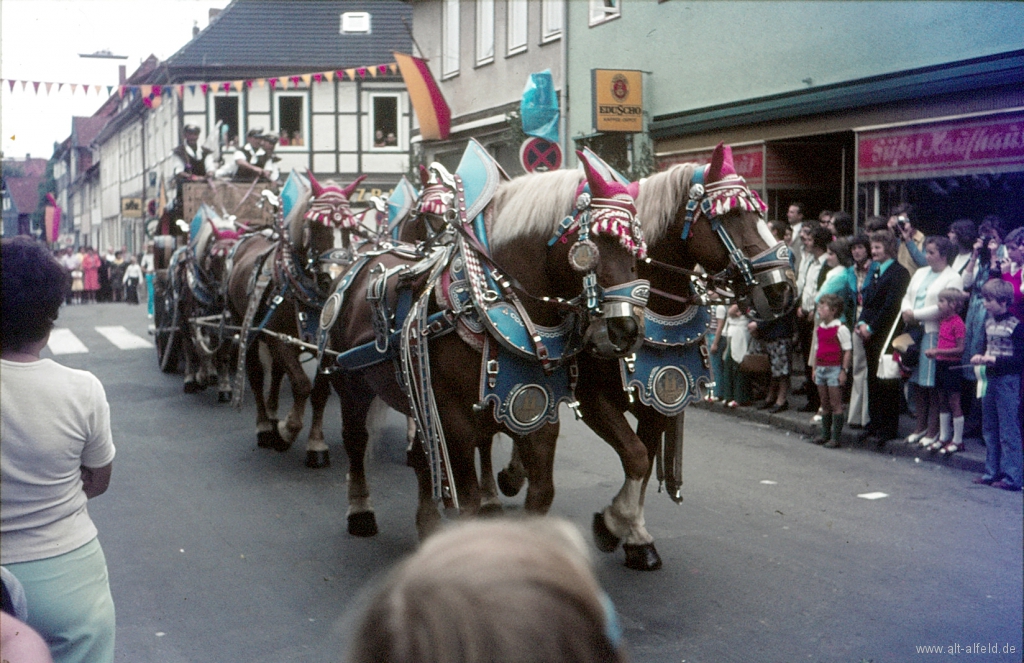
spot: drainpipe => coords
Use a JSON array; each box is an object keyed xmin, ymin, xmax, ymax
[{"xmin": 559, "ymin": 0, "xmax": 568, "ymax": 167}]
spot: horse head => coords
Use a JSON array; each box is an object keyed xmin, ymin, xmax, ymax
[
  {"xmin": 571, "ymin": 151, "xmax": 648, "ymax": 358},
  {"xmin": 637, "ymin": 142, "xmax": 795, "ymax": 321}
]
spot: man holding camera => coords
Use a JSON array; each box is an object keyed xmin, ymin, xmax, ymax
[{"xmin": 888, "ymin": 205, "xmax": 927, "ymax": 274}]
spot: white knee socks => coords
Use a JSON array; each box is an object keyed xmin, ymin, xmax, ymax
[
  {"xmin": 939, "ymin": 413, "xmax": 951, "ymax": 442},
  {"xmin": 953, "ymin": 416, "xmax": 964, "ymax": 445}
]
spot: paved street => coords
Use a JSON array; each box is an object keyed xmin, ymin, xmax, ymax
[{"xmin": 43, "ymin": 302, "xmax": 1023, "ymax": 663}]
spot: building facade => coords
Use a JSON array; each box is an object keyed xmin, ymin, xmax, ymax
[
  {"xmin": 565, "ymin": 1, "xmax": 1024, "ymax": 231},
  {"xmin": 411, "ymin": 0, "xmax": 565, "ymax": 176}
]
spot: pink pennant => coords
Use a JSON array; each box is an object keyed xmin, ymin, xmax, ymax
[
  {"xmin": 378, "ymin": 65, "xmax": 388, "ymax": 75},
  {"xmin": 336, "ymin": 70, "xmax": 345, "ymax": 80},
  {"xmin": 357, "ymin": 67, "xmax": 367, "ymax": 79},
  {"xmin": 200, "ymin": 83, "xmax": 210, "ymax": 95},
  {"xmin": 221, "ymin": 82, "xmax": 231, "ymax": 93},
  {"xmin": 269, "ymin": 78, "xmax": 277, "ymax": 89},
  {"xmin": 245, "ymin": 80, "xmax": 253, "ymax": 89},
  {"xmin": 290, "ymin": 76, "xmax": 300, "ymax": 86},
  {"xmin": 32, "ymin": 81, "xmax": 41, "ymax": 93},
  {"xmin": 7, "ymin": 79, "xmax": 14, "ymax": 92},
  {"xmin": 313, "ymin": 73, "xmax": 323, "ymax": 83}
]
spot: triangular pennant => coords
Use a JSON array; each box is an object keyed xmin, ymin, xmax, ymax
[
  {"xmin": 44, "ymin": 82, "xmax": 53, "ymax": 94},
  {"xmin": 269, "ymin": 78, "xmax": 277, "ymax": 89},
  {"xmin": 345, "ymin": 69, "xmax": 356, "ymax": 80},
  {"xmin": 151, "ymin": 94, "xmax": 162, "ymax": 109},
  {"xmin": 279, "ymin": 77, "xmax": 288, "ymax": 89},
  {"xmin": 301, "ymin": 74, "xmax": 312, "ymax": 86},
  {"xmin": 118, "ymin": 85, "xmax": 126, "ymax": 97},
  {"xmin": 201, "ymin": 83, "xmax": 210, "ymax": 95},
  {"xmin": 152, "ymin": 85, "xmax": 162, "ymax": 96},
  {"xmin": 177, "ymin": 85, "xmax": 185, "ymax": 97},
  {"xmin": 389, "ymin": 63, "xmax": 397, "ymax": 74},
  {"xmin": 336, "ymin": 70, "xmax": 345, "ymax": 80},
  {"xmin": 32, "ymin": 81, "xmax": 41, "ymax": 93},
  {"xmin": 357, "ymin": 67, "xmax": 367, "ymax": 79},
  {"xmin": 221, "ymin": 82, "xmax": 231, "ymax": 93},
  {"xmin": 21, "ymin": 81, "xmax": 28, "ymax": 91},
  {"xmin": 95, "ymin": 85, "xmax": 103, "ymax": 95},
  {"xmin": 70, "ymin": 84, "xmax": 78, "ymax": 94},
  {"xmin": 291, "ymin": 76, "xmax": 302, "ymax": 87},
  {"xmin": 257, "ymin": 78, "xmax": 265, "ymax": 87},
  {"xmin": 245, "ymin": 80, "xmax": 253, "ymax": 89},
  {"xmin": 140, "ymin": 84, "xmax": 152, "ymax": 97},
  {"xmin": 57, "ymin": 83, "xmax": 64, "ymax": 92},
  {"xmin": 234, "ymin": 80, "xmax": 244, "ymax": 92},
  {"xmin": 313, "ymin": 73, "xmax": 323, "ymax": 84},
  {"xmin": 188, "ymin": 84, "xmax": 196, "ymax": 95},
  {"xmin": 368, "ymin": 67, "xmax": 377, "ymax": 78},
  {"xmin": 324, "ymin": 71, "xmax": 334, "ymax": 82},
  {"xmin": 378, "ymin": 65, "xmax": 388, "ymax": 75},
  {"xmin": 8, "ymin": 79, "xmax": 15, "ymax": 92}
]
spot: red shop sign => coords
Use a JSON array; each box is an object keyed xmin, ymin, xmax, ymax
[
  {"xmin": 657, "ymin": 144, "xmax": 764, "ymax": 188},
  {"xmin": 858, "ymin": 112, "xmax": 1024, "ymax": 181}
]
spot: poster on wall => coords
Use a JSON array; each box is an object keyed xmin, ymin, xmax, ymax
[{"xmin": 592, "ymin": 69, "xmax": 643, "ymax": 133}]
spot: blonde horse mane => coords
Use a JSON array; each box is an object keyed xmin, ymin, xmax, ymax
[
  {"xmin": 635, "ymin": 163, "xmax": 700, "ymax": 247},
  {"xmin": 488, "ymin": 169, "xmax": 585, "ymax": 250}
]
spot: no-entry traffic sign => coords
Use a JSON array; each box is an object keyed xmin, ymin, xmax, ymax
[{"xmin": 520, "ymin": 137, "xmax": 562, "ymax": 172}]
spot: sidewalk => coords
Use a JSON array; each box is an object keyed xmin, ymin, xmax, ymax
[{"xmin": 692, "ymin": 387, "xmax": 987, "ymax": 476}]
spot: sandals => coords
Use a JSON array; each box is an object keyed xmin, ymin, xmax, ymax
[
  {"xmin": 927, "ymin": 439, "xmax": 945, "ymax": 452},
  {"xmin": 906, "ymin": 431, "xmax": 925, "ymax": 444},
  {"xmin": 918, "ymin": 436, "xmax": 937, "ymax": 449},
  {"xmin": 938, "ymin": 442, "xmax": 963, "ymax": 455}
]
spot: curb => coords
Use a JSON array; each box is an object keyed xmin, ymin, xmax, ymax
[{"xmin": 691, "ymin": 399, "xmax": 987, "ymax": 476}]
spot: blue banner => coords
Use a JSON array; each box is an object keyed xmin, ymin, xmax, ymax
[{"xmin": 520, "ymin": 70, "xmax": 559, "ymax": 143}]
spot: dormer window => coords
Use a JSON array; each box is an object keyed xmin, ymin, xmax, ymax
[{"xmin": 341, "ymin": 12, "xmax": 371, "ymax": 34}]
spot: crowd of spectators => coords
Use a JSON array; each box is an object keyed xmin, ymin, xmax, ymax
[
  {"xmin": 52, "ymin": 246, "xmax": 146, "ymax": 308},
  {"xmin": 704, "ymin": 203, "xmax": 1022, "ymax": 490}
]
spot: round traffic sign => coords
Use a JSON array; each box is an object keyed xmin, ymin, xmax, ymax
[{"xmin": 519, "ymin": 137, "xmax": 562, "ymax": 173}]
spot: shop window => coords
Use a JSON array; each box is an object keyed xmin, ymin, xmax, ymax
[
  {"xmin": 214, "ymin": 96, "xmax": 239, "ymax": 147},
  {"xmin": 507, "ymin": 0, "xmax": 528, "ymax": 55},
  {"xmin": 275, "ymin": 94, "xmax": 306, "ymax": 147},
  {"xmin": 476, "ymin": 0, "xmax": 494, "ymax": 65},
  {"xmin": 541, "ymin": 0, "xmax": 562, "ymax": 43},
  {"xmin": 372, "ymin": 95, "xmax": 399, "ymax": 148},
  {"xmin": 589, "ymin": 0, "xmax": 620, "ymax": 26},
  {"xmin": 442, "ymin": 0, "xmax": 460, "ymax": 78}
]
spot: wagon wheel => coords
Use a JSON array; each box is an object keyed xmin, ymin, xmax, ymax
[{"xmin": 154, "ymin": 272, "xmax": 182, "ymax": 373}]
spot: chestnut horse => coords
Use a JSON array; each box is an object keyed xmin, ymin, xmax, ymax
[
  {"xmin": 319, "ymin": 150, "xmax": 649, "ymax": 540},
  {"xmin": 496, "ymin": 143, "xmax": 797, "ymax": 569},
  {"xmin": 224, "ymin": 172, "xmax": 365, "ymax": 467}
]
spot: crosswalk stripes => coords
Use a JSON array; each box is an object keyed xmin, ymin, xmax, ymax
[{"xmin": 47, "ymin": 326, "xmax": 153, "ymax": 355}]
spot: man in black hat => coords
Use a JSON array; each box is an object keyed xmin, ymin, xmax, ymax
[
  {"xmin": 215, "ymin": 127, "xmax": 278, "ymax": 182},
  {"xmin": 161, "ymin": 125, "xmax": 213, "ymax": 235}
]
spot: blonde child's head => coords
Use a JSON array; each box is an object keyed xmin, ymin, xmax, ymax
[
  {"xmin": 937, "ymin": 288, "xmax": 966, "ymax": 318},
  {"xmin": 817, "ymin": 294, "xmax": 843, "ymax": 322}
]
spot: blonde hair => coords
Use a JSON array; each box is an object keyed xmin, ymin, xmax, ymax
[
  {"xmin": 937, "ymin": 288, "xmax": 966, "ymax": 313},
  {"xmin": 347, "ymin": 518, "xmax": 627, "ymax": 663}
]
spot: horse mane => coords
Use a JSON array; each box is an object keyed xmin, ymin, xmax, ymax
[
  {"xmin": 488, "ymin": 169, "xmax": 584, "ymax": 250},
  {"xmin": 635, "ymin": 163, "xmax": 700, "ymax": 247}
]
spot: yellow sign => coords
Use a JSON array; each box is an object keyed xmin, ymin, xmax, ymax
[
  {"xmin": 121, "ymin": 197, "xmax": 143, "ymax": 218},
  {"xmin": 592, "ymin": 69, "xmax": 643, "ymax": 133}
]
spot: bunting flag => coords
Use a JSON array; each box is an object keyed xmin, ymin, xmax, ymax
[
  {"xmin": 233, "ymin": 80, "xmax": 244, "ymax": 92},
  {"xmin": 324, "ymin": 71, "xmax": 334, "ymax": 82},
  {"xmin": 394, "ymin": 52, "xmax": 450, "ymax": 141},
  {"xmin": 300, "ymin": 74, "xmax": 312, "ymax": 86}
]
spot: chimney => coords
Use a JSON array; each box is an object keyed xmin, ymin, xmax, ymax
[
  {"xmin": 209, "ymin": 8, "xmax": 221, "ymax": 22},
  {"xmin": 26, "ymin": 153, "xmax": 31, "ymax": 160},
  {"xmin": 119, "ymin": 65, "xmax": 126, "ymax": 84},
  {"xmin": 193, "ymin": 20, "xmax": 200, "ymax": 38}
]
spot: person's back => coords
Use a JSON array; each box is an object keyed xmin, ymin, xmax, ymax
[{"xmin": 347, "ymin": 518, "xmax": 628, "ymax": 663}]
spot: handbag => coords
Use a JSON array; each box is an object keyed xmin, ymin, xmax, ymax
[
  {"xmin": 739, "ymin": 353, "xmax": 770, "ymax": 374},
  {"xmin": 876, "ymin": 316, "xmax": 903, "ymax": 380}
]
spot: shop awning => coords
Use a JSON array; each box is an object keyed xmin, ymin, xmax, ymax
[
  {"xmin": 656, "ymin": 142, "xmax": 764, "ymax": 189},
  {"xmin": 857, "ymin": 110, "xmax": 1024, "ymax": 181}
]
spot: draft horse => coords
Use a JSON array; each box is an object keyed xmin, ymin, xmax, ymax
[
  {"xmin": 225, "ymin": 171, "xmax": 365, "ymax": 467},
  {"xmin": 498, "ymin": 143, "xmax": 797, "ymax": 570},
  {"xmin": 318, "ymin": 146, "xmax": 650, "ymax": 540}
]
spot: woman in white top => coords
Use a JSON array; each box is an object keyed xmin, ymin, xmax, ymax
[
  {"xmin": 1, "ymin": 237, "xmax": 117, "ymax": 663},
  {"xmin": 900, "ymin": 236, "xmax": 964, "ymax": 446}
]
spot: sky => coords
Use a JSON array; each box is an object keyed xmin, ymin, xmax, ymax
[{"xmin": 1, "ymin": 0, "xmax": 229, "ymax": 160}]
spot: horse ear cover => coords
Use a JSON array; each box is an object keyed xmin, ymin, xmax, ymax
[{"xmin": 707, "ymin": 142, "xmax": 738, "ymax": 183}]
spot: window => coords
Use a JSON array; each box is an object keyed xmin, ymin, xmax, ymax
[
  {"xmin": 213, "ymin": 96, "xmax": 240, "ymax": 146},
  {"xmin": 541, "ymin": 0, "xmax": 562, "ymax": 43},
  {"xmin": 340, "ymin": 11, "xmax": 371, "ymax": 34},
  {"xmin": 589, "ymin": 0, "xmax": 620, "ymax": 26},
  {"xmin": 275, "ymin": 94, "xmax": 307, "ymax": 147},
  {"xmin": 371, "ymin": 95, "xmax": 399, "ymax": 149},
  {"xmin": 507, "ymin": 0, "xmax": 528, "ymax": 55},
  {"xmin": 475, "ymin": 0, "xmax": 494, "ymax": 65},
  {"xmin": 442, "ymin": 0, "xmax": 460, "ymax": 78}
]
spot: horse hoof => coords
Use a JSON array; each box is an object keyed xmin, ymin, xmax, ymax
[
  {"xmin": 497, "ymin": 469, "xmax": 525, "ymax": 497},
  {"xmin": 592, "ymin": 513, "xmax": 621, "ymax": 553},
  {"xmin": 348, "ymin": 512, "xmax": 378, "ymax": 537},
  {"xmin": 623, "ymin": 543, "xmax": 662, "ymax": 571},
  {"xmin": 305, "ymin": 449, "xmax": 331, "ymax": 469},
  {"xmin": 478, "ymin": 502, "xmax": 504, "ymax": 517},
  {"xmin": 257, "ymin": 420, "xmax": 285, "ymax": 450},
  {"xmin": 218, "ymin": 391, "xmax": 232, "ymax": 403},
  {"xmin": 183, "ymin": 380, "xmax": 203, "ymax": 394}
]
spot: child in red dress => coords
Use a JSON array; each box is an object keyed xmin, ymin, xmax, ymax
[{"xmin": 923, "ymin": 288, "xmax": 967, "ymax": 454}]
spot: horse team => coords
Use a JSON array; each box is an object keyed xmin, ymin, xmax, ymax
[{"xmin": 154, "ymin": 141, "xmax": 796, "ymax": 571}]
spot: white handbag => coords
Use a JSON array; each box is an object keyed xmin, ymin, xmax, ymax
[{"xmin": 876, "ymin": 316, "xmax": 902, "ymax": 380}]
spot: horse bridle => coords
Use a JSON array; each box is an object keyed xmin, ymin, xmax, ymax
[{"xmin": 645, "ymin": 166, "xmax": 795, "ymax": 321}]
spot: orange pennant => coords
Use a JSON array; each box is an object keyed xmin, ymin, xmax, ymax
[
  {"xmin": 301, "ymin": 74, "xmax": 312, "ymax": 87},
  {"xmin": 140, "ymin": 85, "xmax": 152, "ymax": 97},
  {"xmin": 70, "ymin": 84, "xmax": 78, "ymax": 94},
  {"xmin": 345, "ymin": 69, "xmax": 356, "ymax": 80},
  {"xmin": 324, "ymin": 71, "xmax": 334, "ymax": 82},
  {"xmin": 257, "ymin": 78, "xmax": 265, "ymax": 87},
  {"xmin": 94, "ymin": 85, "xmax": 102, "ymax": 95},
  {"xmin": 44, "ymin": 82, "xmax": 53, "ymax": 94}
]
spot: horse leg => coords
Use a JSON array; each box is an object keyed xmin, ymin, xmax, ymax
[
  {"xmin": 216, "ymin": 343, "xmax": 233, "ymax": 403},
  {"xmin": 497, "ymin": 437, "xmax": 527, "ymax": 497},
  {"xmin": 336, "ymin": 373, "xmax": 378, "ymax": 537},
  {"xmin": 579, "ymin": 392, "xmax": 660, "ymax": 570},
  {"xmin": 274, "ymin": 342, "xmax": 311, "ymax": 449},
  {"xmin": 182, "ymin": 332, "xmax": 204, "ymax": 393},
  {"xmin": 263, "ymin": 342, "xmax": 284, "ymax": 422},
  {"xmin": 514, "ymin": 424, "xmax": 559, "ymax": 514},
  {"xmin": 304, "ymin": 371, "xmax": 331, "ymax": 469},
  {"xmin": 477, "ymin": 434, "xmax": 503, "ymax": 515},
  {"xmin": 249, "ymin": 342, "xmax": 286, "ymax": 451}
]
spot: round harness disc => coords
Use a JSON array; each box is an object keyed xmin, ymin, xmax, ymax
[
  {"xmin": 320, "ymin": 292, "xmax": 342, "ymax": 331},
  {"xmin": 509, "ymin": 385, "xmax": 549, "ymax": 428},
  {"xmin": 652, "ymin": 366, "xmax": 688, "ymax": 407},
  {"xmin": 568, "ymin": 239, "xmax": 600, "ymax": 273}
]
